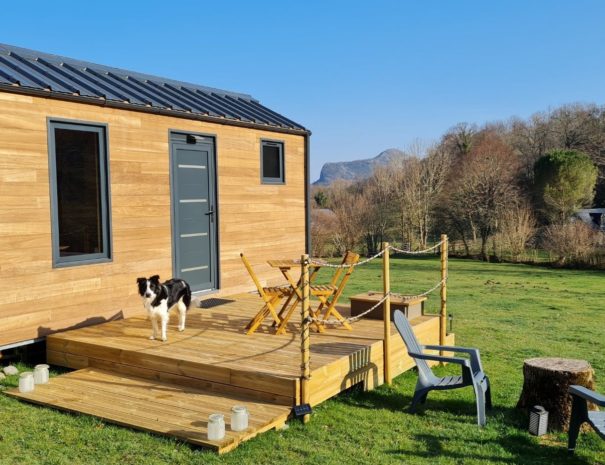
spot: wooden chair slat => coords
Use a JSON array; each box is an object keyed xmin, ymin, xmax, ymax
[
  {"xmin": 311, "ymin": 251, "xmax": 361, "ymax": 332},
  {"xmin": 240, "ymin": 253, "xmax": 290, "ymax": 334}
]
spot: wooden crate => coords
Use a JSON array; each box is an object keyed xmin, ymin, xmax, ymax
[{"xmin": 350, "ymin": 292, "xmax": 426, "ymax": 320}]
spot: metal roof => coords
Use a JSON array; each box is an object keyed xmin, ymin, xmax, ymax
[{"xmin": 0, "ymin": 43, "xmax": 307, "ymax": 133}]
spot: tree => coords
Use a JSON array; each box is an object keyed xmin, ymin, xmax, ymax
[
  {"xmin": 357, "ymin": 166, "xmax": 396, "ymax": 255},
  {"xmin": 542, "ymin": 221, "xmax": 598, "ymax": 265},
  {"xmin": 509, "ymin": 112, "xmax": 553, "ymax": 182},
  {"xmin": 446, "ymin": 132, "xmax": 520, "ymax": 260},
  {"xmin": 417, "ymin": 146, "xmax": 451, "ymax": 246},
  {"xmin": 492, "ymin": 202, "xmax": 536, "ymax": 261},
  {"xmin": 533, "ymin": 150, "xmax": 598, "ymax": 223},
  {"xmin": 389, "ymin": 142, "xmax": 451, "ymax": 248},
  {"xmin": 310, "ymin": 207, "xmax": 338, "ymax": 257},
  {"xmin": 391, "ymin": 155, "xmax": 423, "ymax": 247},
  {"xmin": 313, "ymin": 189, "xmax": 328, "ymax": 208},
  {"xmin": 327, "ymin": 181, "xmax": 363, "ymax": 254},
  {"xmin": 441, "ymin": 123, "xmax": 477, "ymax": 161}
]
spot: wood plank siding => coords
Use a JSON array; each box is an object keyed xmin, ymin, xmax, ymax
[{"xmin": 0, "ymin": 91, "xmax": 306, "ymax": 347}]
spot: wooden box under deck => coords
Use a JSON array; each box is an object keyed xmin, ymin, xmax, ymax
[{"xmin": 8, "ymin": 293, "xmax": 453, "ymax": 453}]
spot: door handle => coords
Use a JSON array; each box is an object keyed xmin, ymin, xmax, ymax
[{"xmin": 205, "ymin": 210, "xmax": 215, "ymax": 215}]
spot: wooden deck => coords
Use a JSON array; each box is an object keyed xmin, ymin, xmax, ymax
[{"xmin": 8, "ymin": 293, "xmax": 454, "ymax": 453}]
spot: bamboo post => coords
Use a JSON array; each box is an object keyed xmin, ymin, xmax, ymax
[
  {"xmin": 440, "ymin": 234, "xmax": 448, "ymax": 356},
  {"xmin": 300, "ymin": 254, "xmax": 311, "ymax": 423},
  {"xmin": 382, "ymin": 242, "xmax": 392, "ymax": 385}
]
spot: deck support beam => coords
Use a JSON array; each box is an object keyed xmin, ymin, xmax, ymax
[
  {"xmin": 300, "ymin": 254, "xmax": 311, "ymax": 423},
  {"xmin": 440, "ymin": 234, "xmax": 448, "ymax": 356},
  {"xmin": 382, "ymin": 242, "xmax": 392, "ymax": 385}
]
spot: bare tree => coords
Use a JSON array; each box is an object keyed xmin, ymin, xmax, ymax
[
  {"xmin": 357, "ymin": 166, "xmax": 396, "ymax": 254},
  {"xmin": 391, "ymin": 155, "xmax": 423, "ymax": 247},
  {"xmin": 389, "ymin": 142, "xmax": 452, "ymax": 248},
  {"xmin": 310, "ymin": 207, "xmax": 338, "ymax": 257},
  {"xmin": 542, "ymin": 221, "xmax": 598, "ymax": 265},
  {"xmin": 327, "ymin": 181, "xmax": 363, "ymax": 254},
  {"xmin": 447, "ymin": 132, "xmax": 520, "ymax": 260},
  {"xmin": 493, "ymin": 202, "xmax": 536, "ymax": 261},
  {"xmin": 441, "ymin": 123, "xmax": 477, "ymax": 161},
  {"xmin": 509, "ymin": 112, "xmax": 553, "ymax": 181},
  {"xmin": 418, "ymin": 146, "xmax": 452, "ymax": 246}
]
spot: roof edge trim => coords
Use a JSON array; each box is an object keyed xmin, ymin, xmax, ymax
[{"xmin": 0, "ymin": 84, "xmax": 311, "ymax": 136}]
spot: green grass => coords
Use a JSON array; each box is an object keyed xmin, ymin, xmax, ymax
[{"xmin": 1, "ymin": 257, "xmax": 604, "ymax": 465}]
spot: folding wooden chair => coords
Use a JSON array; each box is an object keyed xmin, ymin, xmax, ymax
[
  {"xmin": 240, "ymin": 253, "xmax": 291, "ymax": 335},
  {"xmin": 275, "ymin": 251, "xmax": 360, "ymax": 334},
  {"xmin": 311, "ymin": 251, "xmax": 360, "ymax": 332}
]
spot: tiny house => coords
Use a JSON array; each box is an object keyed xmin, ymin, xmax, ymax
[{"xmin": 0, "ymin": 44, "xmax": 310, "ymax": 349}]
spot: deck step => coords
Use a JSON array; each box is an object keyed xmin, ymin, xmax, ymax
[{"xmin": 6, "ymin": 368, "xmax": 291, "ymax": 454}]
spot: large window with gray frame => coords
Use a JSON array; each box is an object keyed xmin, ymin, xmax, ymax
[
  {"xmin": 261, "ymin": 140, "xmax": 285, "ymax": 184},
  {"xmin": 48, "ymin": 121, "xmax": 111, "ymax": 266}
]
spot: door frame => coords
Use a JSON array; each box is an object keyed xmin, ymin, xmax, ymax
[{"xmin": 168, "ymin": 130, "xmax": 220, "ymax": 294}]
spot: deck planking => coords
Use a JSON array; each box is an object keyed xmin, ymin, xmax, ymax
[
  {"xmin": 7, "ymin": 368, "xmax": 291, "ymax": 454},
  {"xmin": 9, "ymin": 293, "xmax": 454, "ymax": 452}
]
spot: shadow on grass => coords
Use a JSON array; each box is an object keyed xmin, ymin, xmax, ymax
[
  {"xmin": 336, "ymin": 385, "xmax": 596, "ymax": 465},
  {"xmin": 387, "ymin": 432, "xmax": 591, "ymax": 465}
]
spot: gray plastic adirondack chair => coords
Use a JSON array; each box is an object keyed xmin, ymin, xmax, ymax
[
  {"xmin": 393, "ymin": 310, "xmax": 492, "ymax": 426},
  {"xmin": 568, "ymin": 385, "xmax": 605, "ymax": 454}
]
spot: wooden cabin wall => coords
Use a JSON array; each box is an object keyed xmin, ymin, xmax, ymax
[{"xmin": 0, "ymin": 91, "xmax": 306, "ymax": 346}]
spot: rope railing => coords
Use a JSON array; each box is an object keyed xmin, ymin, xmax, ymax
[
  {"xmin": 389, "ymin": 240, "xmax": 445, "ymax": 255},
  {"xmin": 309, "ymin": 248, "xmax": 387, "ymax": 268},
  {"xmin": 391, "ymin": 276, "xmax": 448, "ymax": 300},
  {"xmin": 307, "ymin": 292, "xmax": 392, "ymax": 326},
  {"xmin": 298, "ymin": 234, "xmax": 449, "ymax": 421},
  {"xmin": 306, "ymin": 275, "xmax": 447, "ymax": 327},
  {"xmin": 309, "ymin": 241, "xmax": 446, "ymax": 269}
]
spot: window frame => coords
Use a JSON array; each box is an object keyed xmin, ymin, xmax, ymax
[
  {"xmin": 47, "ymin": 119, "xmax": 112, "ymax": 267},
  {"xmin": 260, "ymin": 139, "xmax": 285, "ymax": 184}
]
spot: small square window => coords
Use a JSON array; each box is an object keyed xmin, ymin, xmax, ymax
[{"xmin": 261, "ymin": 140, "xmax": 284, "ymax": 184}]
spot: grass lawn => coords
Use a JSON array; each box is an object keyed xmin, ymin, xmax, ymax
[{"xmin": 1, "ymin": 257, "xmax": 604, "ymax": 465}]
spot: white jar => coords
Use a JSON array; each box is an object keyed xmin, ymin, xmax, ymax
[
  {"xmin": 33, "ymin": 364, "xmax": 49, "ymax": 384},
  {"xmin": 18, "ymin": 372, "xmax": 35, "ymax": 393},
  {"xmin": 207, "ymin": 413, "xmax": 225, "ymax": 440},
  {"xmin": 231, "ymin": 405, "xmax": 249, "ymax": 432}
]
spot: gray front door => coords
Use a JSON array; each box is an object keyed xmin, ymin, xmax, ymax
[{"xmin": 170, "ymin": 133, "xmax": 217, "ymax": 292}]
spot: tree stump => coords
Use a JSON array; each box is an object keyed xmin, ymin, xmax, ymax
[{"xmin": 517, "ymin": 357, "xmax": 596, "ymax": 432}]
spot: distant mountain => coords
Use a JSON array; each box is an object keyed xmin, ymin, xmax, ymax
[{"xmin": 313, "ymin": 148, "xmax": 407, "ymax": 185}]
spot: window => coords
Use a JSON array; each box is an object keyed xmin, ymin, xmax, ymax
[
  {"xmin": 261, "ymin": 140, "xmax": 285, "ymax": 184},
  {"xmin": 49, "ymin": 121, "xmax": 111, "ymax": 266}
]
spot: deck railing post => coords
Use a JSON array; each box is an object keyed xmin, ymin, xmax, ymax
[
  {"xmin": 300, "ymin": 253, "xmax": 311, "ymax": 423},
  {"xmin": 382, "ymin": 242, "xmax": 392, "ymax": 385},
  {"xmin": 440, "ymin": 234, "xmax": 448, "ymax": 356}
]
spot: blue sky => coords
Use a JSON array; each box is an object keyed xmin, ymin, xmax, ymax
[{"xmin": 2, "ymin": 0, "xmax": 605, "ymax": 181}]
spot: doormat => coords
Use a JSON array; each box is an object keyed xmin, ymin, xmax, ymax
[{"xmin": 198, "ymin": 298, "xmax": 236, "ymax": 309}]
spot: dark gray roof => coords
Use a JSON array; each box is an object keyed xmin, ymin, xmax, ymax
[{"xmin": 0, "ymin": 43, "xmax": 307, "ymax": 133}]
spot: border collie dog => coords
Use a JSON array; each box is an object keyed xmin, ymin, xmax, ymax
[{"xmin": 137, "ymin": 275, "xmax": 192, "ymax": 341}]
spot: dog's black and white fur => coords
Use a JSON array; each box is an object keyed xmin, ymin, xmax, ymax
[{"xmin": 137, "ymin": 275, "xmax": 192, "ymax": 341}]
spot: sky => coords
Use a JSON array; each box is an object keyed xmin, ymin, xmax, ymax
[{"xmin": 2, "ymin": 0, "xmax": 605, "ymax": 181}]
